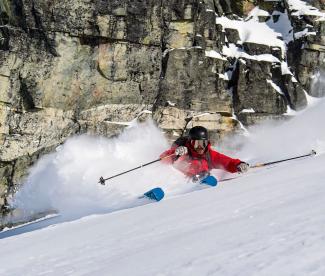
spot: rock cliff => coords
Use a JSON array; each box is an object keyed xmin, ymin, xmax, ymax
[{"xmin": 0, "ymin": 0, "xmax": 324, "ymax": 211}]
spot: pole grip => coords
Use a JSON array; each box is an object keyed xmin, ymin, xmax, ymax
[{"xmin": 251, "ymin": 163, "xmax": 264, "ymax": 168}]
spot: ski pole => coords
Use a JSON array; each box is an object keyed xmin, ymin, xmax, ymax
[
  {"xmin": 98, "ymin": 154, "xmax": 175, "ymax": 185},
  {"xmin": 251, "ymin": 150, "xmax": 316, "ymax": 168},
  {"xmin": 219, "ymin": 150, "xmax": 317, "ymax": 182}
]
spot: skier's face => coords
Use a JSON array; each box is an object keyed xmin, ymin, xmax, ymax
[{"xmin": 191, "ymin": 139, "xmax": 208, "ymax": 154}]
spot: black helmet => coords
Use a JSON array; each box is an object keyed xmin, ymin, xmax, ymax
[{"xmin": 188, "ymin": 126, "xmax": 208, "ymax": 140}]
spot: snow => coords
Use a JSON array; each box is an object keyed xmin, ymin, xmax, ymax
[
  {"xmin": 166, "ymin": 101, "xmax": 176, "ymax": 107},
  {"xmin": 218, "ymin": 73, "xmax": 228, "ymax": 80},
  {"xmin": 285, "ymin": 104, "xmax": 297, "ymax": 115},
  {"xmin": 240, "ymin": 108, "xmax": 255, "ymax": 113},
  {"xmin": 205, "ymin": 50, "xmax": 226, "ymax": 60},
  {"xmin": 232, "ymin": 111, "xmax": 250, "ymax": 136},
  {"xmin": 1, "ymin": 96, "xmax": 325, "ymax": 275},
  {"xmin": 266, "ymin": 79, "xmax": 284, "ymax": 95},
  {"xmin": 287, "ymin": 0, "xmax": 325, "ymax": 19},
  {"xmin": 216, "ymin": 16, "xmax": 285, "ymax": 55},
  {"xmin": 192, "ymin": 112, "xmax": 211, "ymax": 118},
  {"xmin": 2, "ymin": 154, "xmax": 325, "ymax": 276},
  {"xmin": 215, "ymin": 7, "xmax": 305, "ymax": 68},
  {"xmin": 103, "ymin": 121, "xmax": 132, "ymax": 126},
  {"xmin": 281, "ymin": 61, "xmax": 294, "ymax": 75},
  {"xmin": 245, "ymin": 8, "xmax": 293, "ymax": 45},
  {"xmin": 8, "ymin": 121, "xmax": 193, "ymax": 219},
  {"xmin": 222, "ymin": 44, "xmax": 280, "ymax": 63},
  {"xmin": 266, "ymin": 10, "xmax": 294, "ymax": 44},
  {"xmin": 295, "ymin": 28, "xmax": 317, "ymax": 39}
]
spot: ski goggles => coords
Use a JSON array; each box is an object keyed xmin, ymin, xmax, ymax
[{"xmin": 190, "ymin": 139, "xmax": 208, "ymax": 149}]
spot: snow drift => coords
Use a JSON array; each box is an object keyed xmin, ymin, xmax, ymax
[{"xmin": 10, "ymin": 121, "xmax": 190, "ymax": 219}]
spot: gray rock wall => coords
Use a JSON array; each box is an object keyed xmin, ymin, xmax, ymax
[
  {"xmin": 0, "ymin": 0, "xmax": 324, "ymax": 212},
  {"xmin": 287, "ymin": 15, "xmax": 325, "ymax": 96}
]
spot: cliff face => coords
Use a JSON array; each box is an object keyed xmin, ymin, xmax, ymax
[{"xmin": 0, "ymin": 0, "xmax": 324, "ymax": 210}]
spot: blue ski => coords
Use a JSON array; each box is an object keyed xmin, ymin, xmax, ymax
[
  {"xmin": 141, "ymin": 177, "xmax": 215, "ymax": 203},
  {"xmin": 200, "ymin": 175, "xmax": 218, "ymax": 187},
  {"xmin": 143, "ymin": 187, "xmax": 165, "ymax": 201}
]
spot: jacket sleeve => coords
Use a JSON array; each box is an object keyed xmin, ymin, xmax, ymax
[
  {"xmin": 159, "ymin": 147, "xmax": 177, "ymax": 164},
  {"xmin": 210, "ymin": 150, "xmax": 242, "ymax": 173}
]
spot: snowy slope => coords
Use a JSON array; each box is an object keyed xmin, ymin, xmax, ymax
[
  {"xmin": 1, "ymin": 95, "xmax": 325, "ymax": 275},
  {"xmin": 0, "ymin": 151, "xmax": 324, "ymax": 276}
]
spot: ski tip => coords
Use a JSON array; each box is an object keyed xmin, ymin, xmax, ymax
[
  {"xmin": 144, "ymin": 187, "xmax": 165, "ymax": 201},
  {"xmin": 311, "ymin": 150, "xmax": 317, "ymax": 156},
  {"xmin": 201, "ymin": 175, "xmax": 218, "ymax": 187}
]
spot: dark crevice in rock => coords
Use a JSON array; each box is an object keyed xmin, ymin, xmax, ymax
[
  {"xmin": 0, "ymin": 12, "xmax": 9, "ymax": 26},
  {"xmin": 0, "ymin": 0, "xmax": 27, "ymax": 28},
  {"xmin": 75, "ymin": 119, "xmax": 82, "ymax": 134},
  {"xmin": 219, "ymin": 0, "xmax": 233, "ymax": 15},
  {"xmin": 7, "ymin": 160, "xmax": 16, "ymax": 196},
  {"xmin": 79, "ymin": 35, "xmax": 160, "ymax": 47},
  {"xmin": 229, "ymin": 59, "xmax": 240, "ymax": 108},
  {"xmin": 0, "ymin": 160, "xmax": 15, "ymax": 216},
  {"xmin": 169, "ymin": 19, "xmax": 195, "ymax": 23},
  {"xmin": 154, "ymin": 0, "xmax": 168, "ymax": 111},
  {"xmin": 287, "ymin": 40, "xmax": 304, "ymax": 70},
  {"xmin": 169, "ymin": 0, "xmax": 191, "ymax": 20},
  {"xmin": 96, "ymin": 63, "xmax": 111, "ymax": 81},
  {"xmin": 0, "ymin": 26, "xmax": 10, "ymax": 50},
  {"xmin": 271, "ymin": 63, "xmax": 307, "ymax": 111},
  {"xmin": 0, "ymin": 0, "xmax": 11, "ymax": 25},
  {"xmin": 0, "ymin": 100, "xmax": 12, "ymax": 106},
  {"xmin": 79, "ymin": 35, "xmax": 112, "ymax": 47},
  {"xmin": 13, "ymin": 0, "xmax": 28, "ymax": 30},
  {"xmin": 126, "ymin": 13, "xmax": 147, "ymax": 42},
  {"xmin": 18, "ymin": 76, "xmax": 35, "ymax": 111},
  {"xmin": 271, "ymin": 64, "xmax": 293, "ymax": 108},
  {"xmin": 30, "ymin": 2, "xmax": 58, "ymax": 56},
  {"xmin": 160, "ymin": 50, "xmax": 169, "ymax": 80}
]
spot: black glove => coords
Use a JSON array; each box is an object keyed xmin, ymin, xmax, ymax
[{"xmin": 237, "ymin": 162, "xmax": 249, "ymax": 173}]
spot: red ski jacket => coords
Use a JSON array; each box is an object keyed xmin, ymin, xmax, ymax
[{"xmin": 160, "ymin": 140, "xmax": 242, "ymax": 177}]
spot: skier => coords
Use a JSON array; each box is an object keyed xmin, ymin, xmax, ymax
[{"xmin": 160, "ymin": 126, "xmax": 249, "ymax": 182}]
